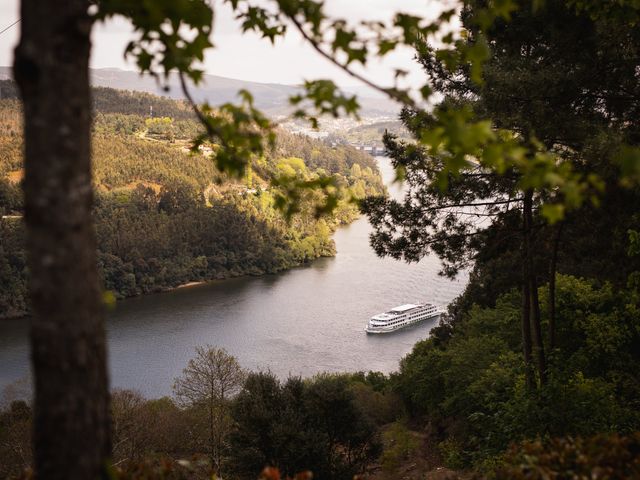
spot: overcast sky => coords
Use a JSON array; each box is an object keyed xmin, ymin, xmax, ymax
[{"xmin": 0, "ymin": 1, "xmax": 454, "ymax": 89}]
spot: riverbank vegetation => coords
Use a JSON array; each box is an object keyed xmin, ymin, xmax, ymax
[
  {"xmin": 0, "ymin": 87, "xmax": 384, "ymax": 317},
  {"xmin": 1, "ymin": 347, "xmax": 394, "ymax": 480},
  {"xmin": 359, "ymin": 0, "xmax": 640, "ymax": 477}
]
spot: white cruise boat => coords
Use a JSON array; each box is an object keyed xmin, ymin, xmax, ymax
[{"xmin": 365, "ymin": 303, "xmax": 442, "ymax": 334}]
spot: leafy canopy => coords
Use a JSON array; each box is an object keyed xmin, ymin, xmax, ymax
[{"xmin": 92, "ymin": 0, "xmax": 640, "ymax": 222}]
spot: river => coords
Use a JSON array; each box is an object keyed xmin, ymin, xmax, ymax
[{"xmin": 0, "ymin": 158, "xmax": 467, "ymax": 398}]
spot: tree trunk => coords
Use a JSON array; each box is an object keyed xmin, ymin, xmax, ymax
[
  {"xmin": 13, "ymin": 1, "xmax": 111, "ymax": 478},
  {"xmin": 215, "ymin": 385, "xmax": 226, "ymax": 479},
  {"xmin": 548, "ymin": 222, "xmax": 563, "ymax": 352},
  {"xmin": 523, "ymin": 190, "xmax": 546, "ymax": 385},
  {"xmin": 521, "ymin": 198, "xmax": 535, "ymax": 391},
  {"xmin": 210, "ymin": 384, "xmax": 216, "ymax": 476},
  {"xmin": 529, "ymin": 273, "xmax": 546, "ymax": 385}
]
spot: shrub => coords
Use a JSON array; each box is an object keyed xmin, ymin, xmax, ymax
[{"xmin": 496, "ymin": 433, "xmax": 640, "ymax": 479}]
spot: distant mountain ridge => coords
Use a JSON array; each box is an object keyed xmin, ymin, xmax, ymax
[{"xmin": 0, "ymin": 67, "xmax": 398, "ymax": 117}]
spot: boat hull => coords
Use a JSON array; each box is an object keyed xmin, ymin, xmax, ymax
[{"xmin": 365, "ymin": 311, "xmax": 442, "ymax": 334}]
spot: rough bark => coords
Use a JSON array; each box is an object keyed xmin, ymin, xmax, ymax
[{"xmin": 13, "ymin": 1, "xmax": 111, "ymax": 478}]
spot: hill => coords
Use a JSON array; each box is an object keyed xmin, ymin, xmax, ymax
[
  {"xmin": 331, "ymin": 120, "xmax": 412, "ymax": 148},
  {"xmin": 0, "ymin": 67, "xmax": 399, "ymax": 117},
  {"xmin": 0, "ymin": 87, "xmax": 385, "ymax": 318}
]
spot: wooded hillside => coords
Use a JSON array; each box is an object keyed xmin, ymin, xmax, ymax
[{"xmin": 0, "ymin": 88, "xmax": 384, "ymax": 318}]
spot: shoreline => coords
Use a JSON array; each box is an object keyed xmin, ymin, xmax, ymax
[
  {"xmin": 0, "ymin": 206, "xmax": 365, "ymax": 322},
  {"xmin": 175, "ymin": 281, "xmax": 206, "ymax": 289},
  {"xmin": 0, "ymin": 194, "xmax": 364, "ymax": 323},
  {"xmin": 0, "ymin": 238, "xmax": 342, "ymax": 322}
]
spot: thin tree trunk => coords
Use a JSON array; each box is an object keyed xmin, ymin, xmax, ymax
[
  {"xmin": 521, "ymin": 197, "xmax": 535, "ymax": 391},
  {"xmin": 529, "ymin": 273, "xmax": 546, "ymax": 384},
  {"xmin": 13, "ymin": 1, "xmax": 111, "ymax": 478},
  {"xmin": 548, "ymin": 222, "xmax": 564, "ymax": 351},
  {"xmin": 213, "ymin": 404, "xmax": 224, "ymax": 478},
  {"xmin": 523, "ymin": 190, "xmax": 546, "ymax": 385},
  {"xmin": 210, "ymin": 386, "xmax": 215, "ymax": 475},
  {"xmin": 216, "ymin": 385, "xmax": 226, "ymax": 479}
]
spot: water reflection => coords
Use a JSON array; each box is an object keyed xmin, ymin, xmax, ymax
[{"xmin": 0, "ymin": 158, "xmax": 467, "ymax": 397}]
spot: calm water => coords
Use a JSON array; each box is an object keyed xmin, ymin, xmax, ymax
[{"xmin": 0, "ymin": 158, "xmax": 467, "ymax": 397}]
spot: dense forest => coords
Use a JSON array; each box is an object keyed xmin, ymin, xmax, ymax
[
  {"xmin": 0, "ymin": 86, "xmax": 384, "ymax": 318},
  {"xmin": 359, "ymin": 0, "xmax": 640, "ymax": 477}
]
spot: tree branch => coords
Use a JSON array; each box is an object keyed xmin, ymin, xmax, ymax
[
  {"xmin": 179, "ymin": 72, "xmax": 215, "ymax": 138},
  {"xmin": 417, "ymin": 198, "xmax": 522, "ymax": 212},
  {"xmin": 285, "ymin": 14, "xmax": 416, "ymax": 108}
]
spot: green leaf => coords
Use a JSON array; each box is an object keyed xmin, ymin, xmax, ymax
[{"xmin": 541, "ymin": 203, "xmax": 565, "ymax": 224}]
